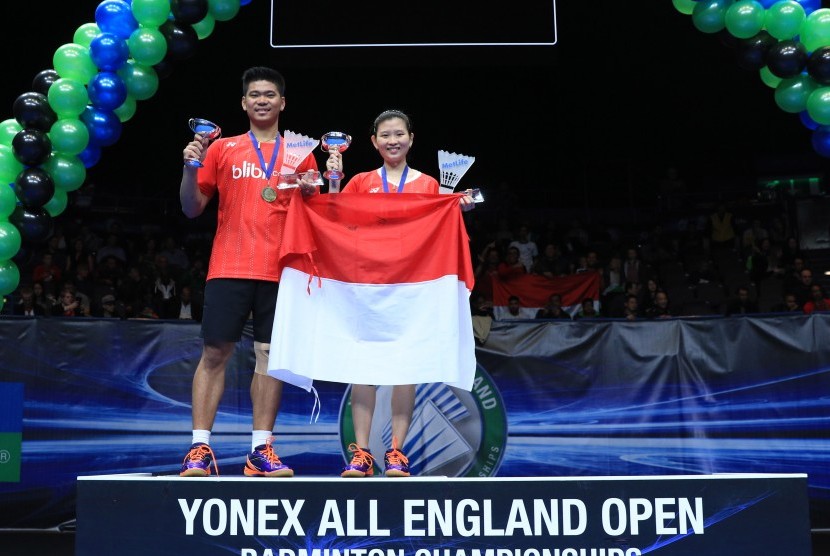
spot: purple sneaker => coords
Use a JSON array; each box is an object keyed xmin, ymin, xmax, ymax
[
  {"xmin": 244, "ymin": 437, "xmax": 294, "ymax": 477},
  {"xmin": 384, "ymin": 437, "xmax": 410, "ymax": 477},
  {"xmin": 341, "ymin": 444, "xmax": 375, "ymax": 478},
  {"xmin": 180, "ymin": 442, "xmax": 219, "ymax": 477}
]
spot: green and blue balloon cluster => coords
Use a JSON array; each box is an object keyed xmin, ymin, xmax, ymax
[
  {"xmin": 673, "ymin": 0, "xmax": 830, "ymax": 158},
  {"xmin": 0, "ymin": 0, "xmax": 251, "ymax": 309}
]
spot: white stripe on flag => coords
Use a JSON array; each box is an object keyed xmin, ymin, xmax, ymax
[{"xmin": 268, "ymin": 267, "xmax": 476, "ymax": 391}]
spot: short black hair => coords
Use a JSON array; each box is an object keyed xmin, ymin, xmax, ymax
[{"xmin": 242, "ymin": 67, "xmax": 286, "ymax": 96}]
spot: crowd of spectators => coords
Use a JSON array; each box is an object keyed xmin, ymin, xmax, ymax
[{"xmin": 2, "ymin": 185, "xmax": 829, "ymax": 323}]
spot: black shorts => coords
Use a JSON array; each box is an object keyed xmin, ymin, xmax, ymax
[{"xmin": 200, "ymin": 279, "xmax": 279, "ymax": 344}]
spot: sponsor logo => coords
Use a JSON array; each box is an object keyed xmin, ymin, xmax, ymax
[
  {"xmin": 286, "ymin": 139, "xmax": 316, "ymax": 149},
  {"xmin": 441, "ymin": 159, "xmax": 470, "ymax": 169},
  {"xmin": 232, "ymin": 161, "xmax": 269, "ymax": 180},
  {"xmin": 339, "ymin": 364, "xmax": 507, "ymax": 477}
]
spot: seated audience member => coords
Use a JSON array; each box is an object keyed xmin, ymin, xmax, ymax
[
  {"xmin": 771, "ymin": 292, "xmax": 802, "ymax": 313},
  {"xmin": 52, "ymin": 287, "xmax": 85, "ymax": 317},
  {"xmin": 724, "ymin": 286, "xmax": 758, "ymax": 316},
  {"xmin": 574, "ymin": 298, "xmax": 599, "ymax": 319},
  {"xmin": 13, "ymin": 285, "xmax": 46, "ymax": 316},
  {"xmin": 803, "ymin": 284, "xmax": 830, "ymax": 314},
  {"xmin": 535, "ymin": 293, "xmax": 572, "ymax": 320},
  {"xmin": 503, "ymin": 295, "xmax": 525, "ymax": 320},
  {"xmin": 645, "ymin": 290, "xmax": 673, "ymax": 319},
  {"xmin": 622, "ymin": 294, "xmax": 641, "ymax": 320}
]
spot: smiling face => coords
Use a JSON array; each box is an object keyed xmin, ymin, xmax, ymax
[
  {"xmin": 371, "ymin": 117, "xmax": 412, "ymax": 165},
  {"xmin": 241, "ymin": 79, "xmax": 285, "ymax": 127}
]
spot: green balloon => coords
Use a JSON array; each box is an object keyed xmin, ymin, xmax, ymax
[
  {"xmin": 0, "ymin": 181, "xmax": 16, "ymax": 219},
  {"xmin": 760, "ymin": 66, "xmax": 783, "ymax": 88},
  {"xmin": 209, "ymin": 0, "xmax": 241, "ymax": 22},
  {"xmin": 53, "ymin": 43, "xmax": 98, "ymax": 85},
  {"xmin": 73, "ymin": 22, "xmax": 101, "ymax": 48},
  {"xmin": 43, "ymin": 153, "xmax": 86, "ymax": 192},
  {"xmin": 118, "ymin": 60, "xmax": 159, "ymax": 101},
  {"xmin": 807, "ymin": 87, "xmax": 830, "ymax": 125},
  {"xmin": 0, "ymin": 145, "xmax": 24, "ymax": 185},
  {"xmin": 49, "ymin": 118, "xmax": 90, "ymax": 156},
  {"xmin": 47, "ymin": 78, "xmax": 90, "ymax": 118},
  {"xmin": 673, "ymin": 0, "xmax": 698, "ymax": 15},
  {"xmin": 128, "ymin": 27, "xmax": 168, "ymax": 66},
  {"xmin": 725, "ymin": 0, "xmax": 766, "ymax": 39},
  {"xmin": 775, "ymin": 74, "xmax": 818, "ymax": 113},
  {"xmin": 0, "ymin": 119, "xmax": 23, "ymax": 147},
  {"xmin": 44, "ymin": 188, "xmax": 69, "ymax": 217},
  {"xmin": 693, "ymin": 0, "xmax": 736, "ymax": 34},
  {"xmin": 0, "ymin": 221, "xmax": 22, "ymax": 261},
  {"xmin": 801, "ymin": 8, "xmax": 830, "ymax": 52},
  {"xmin": 193, "ymin": 14, "xmax": 216, "ymax": 39},
  {"xmin": 765, "ymin": 1, "xmax": 806, "ymax": 40},
  {"xmin": 0, "ymin": 258, "xmax": 20, "ymax": 296},
  {"xmin": 114, "ymin": 95, "xmax": 137, "ymax": 122},
  {"xmin": 132, "ymin": 0, "xmax": 171, "ymax": 27}
]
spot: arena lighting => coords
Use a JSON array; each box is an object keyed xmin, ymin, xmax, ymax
[{"xmin": 270, "ymin": 0, "xmax": 558, "ymax": 48}]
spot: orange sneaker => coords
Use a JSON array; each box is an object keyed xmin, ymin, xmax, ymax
[{"xmin": 341, "ymin": 443, "xmax": 375, "ymax": 478}]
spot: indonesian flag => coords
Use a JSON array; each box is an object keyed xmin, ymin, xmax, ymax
[
  {"xmin": 491, "ymin": 272, "xmax": 601, "ymax": 319},
  {"xmin": 268, "ymin": 192, "xmax": 477, "ymax": 392}
]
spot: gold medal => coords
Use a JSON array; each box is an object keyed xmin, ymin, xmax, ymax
[{"xmin": 261, "ymin": 186, "xmax": 277, "ymax": 202}]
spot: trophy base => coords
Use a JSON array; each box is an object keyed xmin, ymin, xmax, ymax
[
  {"xmin": 323, "ymin": 170, "xmax": 345, "ymax": 181},
  {"xmin": 184, "ymin": 158, "xmax": 204, "ymax": 168}
]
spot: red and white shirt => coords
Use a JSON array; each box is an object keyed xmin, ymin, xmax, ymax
[{"xmin": 198, "ymin": 132, "xmax": 318, "ymax": 281}]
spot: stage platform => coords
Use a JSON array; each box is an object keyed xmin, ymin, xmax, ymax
[{"xmin": 75, "ymin": 473, "xmax": 812, "ymax": 556}]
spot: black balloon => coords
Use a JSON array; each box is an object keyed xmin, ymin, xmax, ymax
[
  {"xmin": 11, "ymin": 241, "xmax": 35, "ymax": 267},
  {"xmin": 12, "ymin": 91, "xmax": 57, "ymax": 132},
  {"xmin": 160, "ymin": 21, "xmax": 199, "ymax": 62},
  {"xmin": 8, "ymin": 206, "xmax": 54, "ymax": 244},
  {"xmin": 14, "ymin": 167, "xmax": 55, "ymax": 210},
  {"xmin": 171, "ymin": 0, "xmax": 209, "ymax": 24},
  {"xmin": 31, "ymin": 69, "xmax": 60, "ymax": 95},
  {"xmin": 767, "ymin": 40, "xmax": 808, "ymax": 79},
  {"xmin": 734, "ymin": 31, "xmax": 777, "ymax": 72},
  {"xmin": 12, "ymin": 129, "xmax": 52, "ymax": 166},
  {"xmin": 153, "ymin": 59, "xmax": 176, "ymax": 80},
  {"xmin": 807, "ymin": 46, "xmax": 830, "ymax": 85}
]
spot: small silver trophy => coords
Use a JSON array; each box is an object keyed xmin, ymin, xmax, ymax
[
  {"xmin": 184, "ymin": 118, "xmax": 221, "ymax": 168},
  {"xmin": 321, "ymin": 131, "xmax": 351, "ymax": 182}
]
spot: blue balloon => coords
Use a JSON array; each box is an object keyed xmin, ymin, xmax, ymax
[
  {"xmin": 88, "ymin": 71, "xmax": 128, "ymax": 111},
  {"xmin": 89, "ymin": 32, "xmax": 130, "ymax": 71},
  {"xmin": 800, "ymin": 110, "xmax": 820, "ymax": 130},
  {"xmin": 797, "ymin": 0, "xmax": 821, "ymax": 15},
  {"xmin": 811, "ymin": 126, "xmax": 830, "ymax": 157},
  {"xmin": 95, "ymin": 0, "xmax": 138, "ymax": 40},
  {"xmin": 78, "ymin": 144, "xmax": 102, "ymax": 168},
  {"xmin": 80, "ymin": 106, "xmax": 122, "ymax": 147}
]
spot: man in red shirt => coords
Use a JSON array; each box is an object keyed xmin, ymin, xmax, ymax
[{"xmin": 178, "ymin": 66, "xmax": 320, "ymax": 478}]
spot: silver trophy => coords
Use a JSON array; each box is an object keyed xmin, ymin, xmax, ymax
[
  {"xmin": 321, "ymin": 131, "xmax": 351, "ymax": 181},
  {"xmin": 185, "ymin": 118, "xmax": 221, "ymax": 168}
]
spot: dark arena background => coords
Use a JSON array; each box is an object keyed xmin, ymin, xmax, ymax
[{"xmin": 2, "ymin": 0, "xmax": 830, "ymax": 555}]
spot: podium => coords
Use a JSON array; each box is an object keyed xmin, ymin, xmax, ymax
[{"xmin": 76, "ymin": 473, "xmax": 812, "ymax": 556}]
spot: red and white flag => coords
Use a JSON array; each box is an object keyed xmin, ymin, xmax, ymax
[
  {"xmin": 491, "ymin": 272, "xmax": 601, "ymax": 319},
  {"xmin": 268, "ymin": 192, "xmax": 477, "ymax": 392}
]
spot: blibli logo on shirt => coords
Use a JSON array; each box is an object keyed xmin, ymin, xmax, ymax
[{"xmin": 231, "ymin": 161, "xmax": 269, "ymax": 180}]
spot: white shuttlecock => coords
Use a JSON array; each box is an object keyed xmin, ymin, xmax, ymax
[
  {"xmin": 437, "ymin": 150, "xmax": 475, "ymax": 193},
  {"xmin": 280, "ymin": 130, "xmax": 320, "ymax": 174}
]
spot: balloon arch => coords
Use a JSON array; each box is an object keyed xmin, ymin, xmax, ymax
[
  {"xmin": 0, "ymin": 0, "xmax": 252, "ymax": 308},
  {"xmin": 4, "ymin": 0, "xmax": 830, "ymax": 306}
]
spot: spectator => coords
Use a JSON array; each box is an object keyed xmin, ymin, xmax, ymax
[
  {"xmin": 32, "ymin": 252, "xmax": 62, "ymax": 297},
  {"xmin": 504, "ymin": 295, "xmax": 525, "ymax": 320},
  {"xmin": 724, "ymin": 286, "xmax": 758, "ymax": 316},
  {"xmin": 12, "ymin": 285, "xmax": 46, "ymax": 316},
  {"xmin": 535, "ymin": 293, "xmax": 572, "ymax": 320},
  {"xmin": 177, "ymin": 285, "xmax": 203, "ymax": 321},
  {"xmin": 645, "ymin": 290, "xmax": 673, "ymax": 319},
  {"xmin": 532, "ymin": 242, "xmax": 571, "ymax": 277},
  {"xmin": 771, "ymin": 292, "xmax": 802, "ymax": 313},
  {"xmin": 803, "ymin": 284, "xmax": 830, "ymax": 314},
  {"xmin": 508, "ymin": 224, "xmax": 538, "ymax": 273},
  {"xmin": 52, "ymin": 287, "xmax": 85, "ymax": 317},
  {"xmin": 575, "ymin": 298, "xmax": 600, "ymax": 319},
  {"xmin": 497, "ymin": 246, "xmax": 526, "ymax": 280},
  {"xmin": 709, "ymin": 203, "xmax": 736, "ymax": 253},
  {"xmin": 622, "ymin": 294, "xmax": 641, "ymax": 320},
  {"xmin": 95, "ymin": 233, "xmax": 128, "ymax": 266},
  {"xmin": 97, "ymin": 294, "xmax": 120, "ymax": 318}
]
